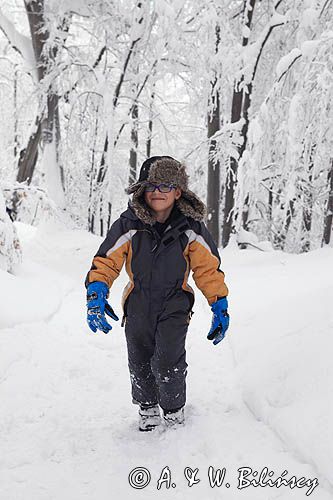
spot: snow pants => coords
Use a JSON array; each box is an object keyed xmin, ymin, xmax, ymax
[{"xmin": 124, "ymin": 284, "xmax": 192, "ymax": 411}]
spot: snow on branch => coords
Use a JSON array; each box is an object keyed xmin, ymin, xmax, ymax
[
  {"xmin": 0, "ymin": 7, "xmax": 34, "ymax": 65},
  {"xmin": 241, "ymin": 9, "xmax": 287, "ymax": 84},
  {"xmin": 276, "ymin": 48, "xmax": 302, "ymax": 81}
]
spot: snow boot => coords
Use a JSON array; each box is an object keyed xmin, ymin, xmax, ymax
[
  {"xmin": 138, "ymin": 404, "xmax": 161, "ymax": 432},
  {"xmin": 163, "ymin": 406, "xmax": 185, "ymax": 427}
]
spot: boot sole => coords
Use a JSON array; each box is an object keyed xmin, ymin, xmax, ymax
[{"xmin": 139, "ymin": 425, "xmax": 159, "ymax": 432}]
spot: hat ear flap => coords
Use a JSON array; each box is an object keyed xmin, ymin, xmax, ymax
[
  {"xmin": 176, "ymin": 190, "xmax": 206, "ymax": 221},
  {"xmin": 128, "ymin": 184, "xmax": 156, "ymax": 225},
  {"xmin": 125, "ymin": 181, "xmax": 142, "ymax": 195}
]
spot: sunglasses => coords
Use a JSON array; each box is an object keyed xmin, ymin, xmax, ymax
[{"xmin": 144, "ymin": 183, "xmax": 176, "ymax": 193}]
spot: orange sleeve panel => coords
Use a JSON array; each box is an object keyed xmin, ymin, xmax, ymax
[
  {"xmin": 188, "ymin": 238, "xmax": 228, "ymax": 305},
  {"xmin": 87, "ymin": 240, "xmax": 129, "ymax": 289}
]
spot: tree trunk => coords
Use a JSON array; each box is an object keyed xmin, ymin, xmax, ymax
[
  {"xmin": 207, "ymin": 107, "xmax": 221, "ymax": 246},
  {"xmin": 88, "ymin": 105, "xmax": 100, "ymax": 233},
  {"xmin": 14, "ymin": 68, "xmax": 19, "ymax": 161},
  {"xmin": 240, "ymin": 9, "xmax": 285, "ymax": 231},
  {"xmin": 146, "ymin": 87, "xmax": 155, "ymax": 158},
  {"xmin": 302, "ymin": 143, "xmax": 316, "ymax": 252},
  {"xmin": 129, "ymin": 79, "xmax": 139, "ymax": 185},
  {"xmin": 239, "ymin": 84, "xmax": 253, "ymax": 231},
  {"xmin": 323, "ymin": 159, "xmax": 333, "ymax": 245},
  {"xmin": 222, "ymin": 1, "xmax": 286, "ymax": 245},
  {"xmin": 207, "ymin": 24, "xmax": 221, "ymax": 246},
  {"xmin": 222, "ymin": 0, "xmax": 256, "ymax": 248},
  {"xmin": 16, "ymin": 116, "xmax": 42, "ymax": 184},
  {"xmin": 268, "ymin": 182, "xmax": 273, "ymax": 240},
  {"xmin": 54, "ymin": 93, "xmax": 64, "ymax": 189},
  {"xmin": 282, "ymin": 198, "xmax": 296, "ymax": 250},
  {"xmin": 15, "ymin": 1, "xmax": 67, "ymax": 204},
  {"xmin": 107, "ymin": 202, "xmax": 112, "ymax": 232},
  {"xmin": 16, "ymin": 0, "xmax": 45, "ymax": 185}
]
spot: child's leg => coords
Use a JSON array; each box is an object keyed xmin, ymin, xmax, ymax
[
  {"xmin": 151, "ymin": 310, "xmax": 189, "ymax": 412},
  {"xmin": 124, "ymin": 314, "xmax": 158, "ymax": 406}
]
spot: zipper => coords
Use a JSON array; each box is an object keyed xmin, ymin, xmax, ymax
[
  {"xmin": 150, "ymin": 226, "xmax": 161, "ymax": 252},
  {"xmin": 147, "ymin": 226, "xmax": 161, "ymax": 317}
]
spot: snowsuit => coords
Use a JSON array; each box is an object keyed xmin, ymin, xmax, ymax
[{"xmin": 85, "ymin": 202, "xmax": 228, "ymax": 411}]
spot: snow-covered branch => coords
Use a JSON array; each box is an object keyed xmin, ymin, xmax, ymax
[
  {"xmin": 276, "ymin": 48, "xmax": 302, "ymax": 81},
  {"xmin": 0, "ymin": 7, "xmax": 34, "ymax": 66}
]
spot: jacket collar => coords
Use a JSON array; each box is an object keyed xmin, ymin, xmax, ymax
[
  {"xmin": 120, "ymin": 203, "xmax": 191, "ymax": 257},
  {"xmin": 153, "ymin": 211, "xmax": 190, "ymax": 256},
  {"xmin": 121, "ymin": 204, "xmax": 139, "ymax": 221}
]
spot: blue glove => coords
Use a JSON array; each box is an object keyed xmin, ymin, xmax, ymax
[
  {"xmin": 207, "ymin": 297, "xmax": 230, "ymax": 345},
  {"xmin": 86, "ymin": 281, "xmax": 119, "ymax": 334}
]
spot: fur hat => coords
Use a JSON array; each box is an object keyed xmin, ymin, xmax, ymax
[{"xmin": 125, "ymin": 156, "xmax": 206, "ymax": 225}]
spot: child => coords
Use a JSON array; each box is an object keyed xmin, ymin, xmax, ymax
[{"xmin": 85, "ymin": 156, "xmax": 229, "ymax": 431}]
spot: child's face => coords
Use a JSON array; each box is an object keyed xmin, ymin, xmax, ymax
[{"xmin": 144, "ymin": 185, "xmax": 182, "ymax": 214}]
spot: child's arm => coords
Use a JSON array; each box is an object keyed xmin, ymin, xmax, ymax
[
  {"xmin": 85, "ymin": 218, "xmax": 131, "ymax": 290},
  {"xmin": 187, "ymin": 221, "xmax": 228, "ymax": 305}
]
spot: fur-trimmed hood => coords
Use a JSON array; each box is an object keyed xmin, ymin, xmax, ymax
[{"xmin": 125, "ymin": 157, "xmax": 206, "ymax": 225}]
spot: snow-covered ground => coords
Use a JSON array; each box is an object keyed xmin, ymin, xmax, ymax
[{"xmin": 1, "ymin": 220, "xmax": 332, "ymax": 500}]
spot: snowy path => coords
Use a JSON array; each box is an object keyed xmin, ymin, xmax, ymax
[{"xmin": 1, "ymin": 222, "xmax": 332, "ymax": 500}]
